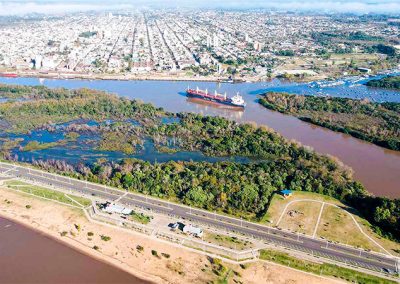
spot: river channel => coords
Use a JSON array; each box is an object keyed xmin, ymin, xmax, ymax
[
  {"xmin": 0, "ymin": 216, "xmax": 149, "ymax": 283},
  {"xmin": 0, "ymin": 75, "xmax": 399, "ymax": 198}
]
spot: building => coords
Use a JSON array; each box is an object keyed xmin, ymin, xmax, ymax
[
  {"xmin": 183, "ymin": 224, "xmax": 203, "ymax": 238},
  {"xmin": 357, "ymin": 67, "xmax": 372, "ymax": 74},
  {"xmin": 102, "ymin": 203, "xmax": 132, "ymax": 215},
  {"xmin": 212, "ymin": 33, "xmax": 219, "ymax": 48},
  {"xmin": 280, "ymin": 189, "xmax": 293, "ymax": 198}
]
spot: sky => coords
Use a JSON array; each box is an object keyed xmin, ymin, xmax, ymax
[{"xmin": 0, "ymin": 0, "xmax": 399, "ymax": 16}]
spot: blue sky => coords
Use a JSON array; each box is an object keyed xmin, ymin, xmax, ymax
[{"xmin": 0, "ymin": 0, "xmax": 399, "ymax": 15}]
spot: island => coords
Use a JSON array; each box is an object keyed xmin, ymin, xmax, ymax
[
  {"xmin": 365, "ymin": 76, "xmax": 400, "ymax": 89},
  {"xmin": 259, "ymin": 92, "xmax": 400, "ymax": 151}
]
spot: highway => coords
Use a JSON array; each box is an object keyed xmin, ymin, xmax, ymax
[{"xmin": 0, "ymin": 161, "xmax": 398, "ymax": 275}]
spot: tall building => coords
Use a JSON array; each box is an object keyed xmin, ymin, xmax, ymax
[
  {"xmin": 212, "ymin": 33, "xmax": 219, "ymax": 48},
  {"xmin": 206, "ymin": 35, "xmax": 212, "ymax": 48}
]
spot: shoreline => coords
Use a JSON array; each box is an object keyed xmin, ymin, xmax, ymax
[
  {"xmin": 1, "ymin": 68, "xmax": 397, "ymax": 86},
  {"xmin": 0, "ymin": 70, "xmax": 327, "ymax": 84},
  {"xmin": 0, "ymin": 70, "xmax": 257, "ymax": 83},
  {"xmin": 0, "ymin": 186, "xmax": 340, "ymax": 284},
  {"xmin": 0, "ymin": 209, "xmax": 160, "ymax": 284}
]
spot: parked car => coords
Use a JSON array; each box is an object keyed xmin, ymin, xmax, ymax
[{"xmin": 171, "ymin": 222, "xmax": 179, "ymax": 231}]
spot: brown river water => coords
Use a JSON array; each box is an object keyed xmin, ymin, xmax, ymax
[
  {"xmin": 0, "ymin": 217, "xmax": 149, "ymax": 284},
  {"xmin": 0, "ymin": 77, "xmax": 399, "ymax": 198},
  {"xmin": 180, "ymin": 98, "xmax": 400, "ymax": 198},
  {"xmin": 0, "ymin": 77, "xmax": 399, "ymax": 282}
]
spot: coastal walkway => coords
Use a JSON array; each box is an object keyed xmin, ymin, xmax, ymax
[{"xmin": 0, "ymin": 161, "xmax": 398, "ymax": 276}]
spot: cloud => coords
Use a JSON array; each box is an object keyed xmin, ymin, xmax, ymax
[
  {"xmin": 0, "ymin": 2, "xmax": 134, "ymax": 16},
  {"xmin": 0, "ymin": 0, "xmax": 399, "ymax": 15},
  {"xmin": 256, "ymin": 1, "xmax": 400, "ymax": 14}
]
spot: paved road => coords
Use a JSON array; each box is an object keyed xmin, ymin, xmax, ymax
[{"xmin": 0, "ymin": 162, "xmax": 398, "ymax": 275}]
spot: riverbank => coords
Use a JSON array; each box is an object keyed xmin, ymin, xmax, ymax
[
  {"xmin": 258, "ymin": 92, "xmax": 400, "ymax": 151},
  {"xmin": 0, "ymin": 69, "xmax": 332, "ymax": 84},
  {"xmin": 1, "ymin": 69, "xmax": 258, "ymax": 83},
  {"xmin": 0, "ymin": 186, "xmax": 340, "ymax": 284}
]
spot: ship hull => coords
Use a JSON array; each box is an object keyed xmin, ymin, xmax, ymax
[
  {"xmin": 186, "ymin": 91, "xmax": 245, "ymax": 108},
  {"xmin": 0, "ymin": 73, "xmax": 18, "ymax": 78}
]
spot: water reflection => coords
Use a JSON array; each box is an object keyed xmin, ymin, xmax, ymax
[
  {"xmin": 0, "ymin": 75, "xmax": 399, "ymax": 197},
  {"xmin": 2, "ymin": 121, "xmax": 249, "ymax": 165}
]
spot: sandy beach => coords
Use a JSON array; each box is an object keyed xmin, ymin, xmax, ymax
[{"xmin": 0, "ymin": 186, "xmax": 342, "ymax": 284}]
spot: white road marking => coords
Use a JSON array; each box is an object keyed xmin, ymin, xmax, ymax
[{"xmin": 312, "ymin": 202, "xmax": 325, "ymax": 238}]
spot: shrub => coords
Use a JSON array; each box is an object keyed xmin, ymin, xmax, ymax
[
  {"xmin": 25, "ymin": 205, "xmax": 31, "ymax": 209},
  {"xmin": 210, "ymin": 257, "xmax": 222, "ymax": 266},
  {"xmin": 93, "ymin": 245, "xmax": 100, "ymax": 250},
  {"xmin": 60, "ymin": 231, "xmax": 68, "ymax": 237},
  {"xmin": 239, "ymin": 263, "xmax": 249, "ymax": 269},
  {"xmin": 136, "ymin": 245, "xmax": 144, "ymax": 252},
  {"xmin": 100, "ymin": 235, "xmax": 111, "ymax": 241},
  {"xmin": 87, "ymin": 231, "xmax": 94, "ymax": 237},
  {"xmin": 151, "ymin": 250, "xmax": 159, "ymax": 257},
  {"xmin": 161, "ymin": 253, "xmax": 170, "ymax": 258}
]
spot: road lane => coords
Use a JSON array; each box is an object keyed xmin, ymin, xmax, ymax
[{"xmin": 0, "ymin": 162, "xmax": 397, "ymax": 274}]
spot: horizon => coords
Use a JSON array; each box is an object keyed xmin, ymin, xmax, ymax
[{"xmin": 0, "ymin": 0, "xmax": 400, "ymax": 16}]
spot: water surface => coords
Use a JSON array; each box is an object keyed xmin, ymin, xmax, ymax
[
  {"xmin": 0, "ymin": 75, "xmax": 399, "ymax": 198},
  {"xmin": 0, "ymin": 217, "xmax": 149, "ymax": 283}
]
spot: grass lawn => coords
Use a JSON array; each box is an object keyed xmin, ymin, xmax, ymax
[
  {"xmin": 278, "ymin": 200, "xmax": 323, "ymax": 235},
  {"xmin": 259, "ymin": 249, "xmax": 396, "ymax": 284},
  {"xmin": 128, "ymin": 210, "xmax": 151, "ymax": 224},
  {"xmin": 263, "ymin": 191, "xmax": 400, "ymax": 256},
  {"xmin": 354, "ymin": 216, "xmax": 400, "ymax": 257},
  {"xmin": 330, "ymin": 53, "xmax": 379, "ymax": 61},
  {"xmin": 4, "ymin": 180, "xmax": 33, "ymax": 186},
  {"xmin": 316, "ymin": 205, "xmax": 381, "ymax": 252},
  {"xmin": 67, "ymin": 195, "xmax": 92, "ymax": 207},
  {"xmin": 203, "ymin": 232, "xmax": 254, "ymax": 250},
  {"xmin": 263, "ymin": 191, "xmax": 339, "ymax": 225},
  {"xmin": 4, "ymin": 180, "xmax": 91, "ymax": 208}
]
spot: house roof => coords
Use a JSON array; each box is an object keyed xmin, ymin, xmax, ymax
[
  {"xmin": 183, "ymin": 224, "xmax": 203, "ymax": 235},
  {"xmin": 281, "ymin": 189, "xmax": 293, "ymax": 195}
]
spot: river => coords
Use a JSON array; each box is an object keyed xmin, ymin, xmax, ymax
[
  {"xmin": 0, "ymin": 217, "xmax": 149, "ymax": 283},
  {"xmin": 0, "ymin": 75, "xmax": 399, "ymax": 198}
]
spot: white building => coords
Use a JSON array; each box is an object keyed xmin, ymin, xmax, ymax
[
  {"xmin": 102, "ymin": 203, "xmax": 132, "ymax": 215},
  {"xmin": 183, "ymin": 224, "xmax": 203, "ymax": 238}
]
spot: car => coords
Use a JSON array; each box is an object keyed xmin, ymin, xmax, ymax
[
  {"xmin": 382, "ymin": 268, "xmax": 393, "ymax": 274},
  {"xmin": 171, "ymin": 223, "xmax": 179, "ymax": 230}
]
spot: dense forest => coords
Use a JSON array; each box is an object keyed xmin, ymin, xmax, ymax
[
  {"xmin": 259, "ymin": 92, "xmax": 400, "ymax": 151},
  {"xmin": 365, "ymin": 75, "xmax": 400, "ymax": 89},
  {"xmin": 0, "ymin": 84, "xmax": 164, "ymax": 133},
  {"xmin": 0, "ymin": 84, "xmax": 399, "ymax": 240}
]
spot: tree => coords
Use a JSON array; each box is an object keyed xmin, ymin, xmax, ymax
[
  {"xmin": 122, "ymin": 173, "xmax": 134, "ymax": 188},
  {"xmin": 186, "ymin": 186, "xmax": 208, "ymax": 206},
  {"xmin": 374, "ymin": 206, "xmax": 391, "ymax": 223}
]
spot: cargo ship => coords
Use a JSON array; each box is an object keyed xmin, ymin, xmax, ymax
[{"xmin": 186, "ymin": 87, "xmax": 246, "ymax": 108}]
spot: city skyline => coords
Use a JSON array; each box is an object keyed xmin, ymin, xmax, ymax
[{"xmin": 0, "ymin": 0, "xmax": 400, "ymax": 15}]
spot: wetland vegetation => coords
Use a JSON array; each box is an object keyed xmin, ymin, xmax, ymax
[
  {"xmin": 365, "ymin": 75, "xmax": 400, "ymax": 90},
  {"xmin": 259, "ymin": 92, "xmax": 400, "ymax": 151},
  {"xmin": 0, "ymin": 84, "xmax": 399, "ymax": 241}
]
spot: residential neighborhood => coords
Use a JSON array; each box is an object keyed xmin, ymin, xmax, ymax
[{"xmin": 0, "ymin": 10, "xmax": 398, "ymax": 80}]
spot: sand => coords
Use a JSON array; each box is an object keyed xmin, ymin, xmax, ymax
[{"xmin": 0, "ymin": 187, "xmax": 342, "ymax": 284}]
